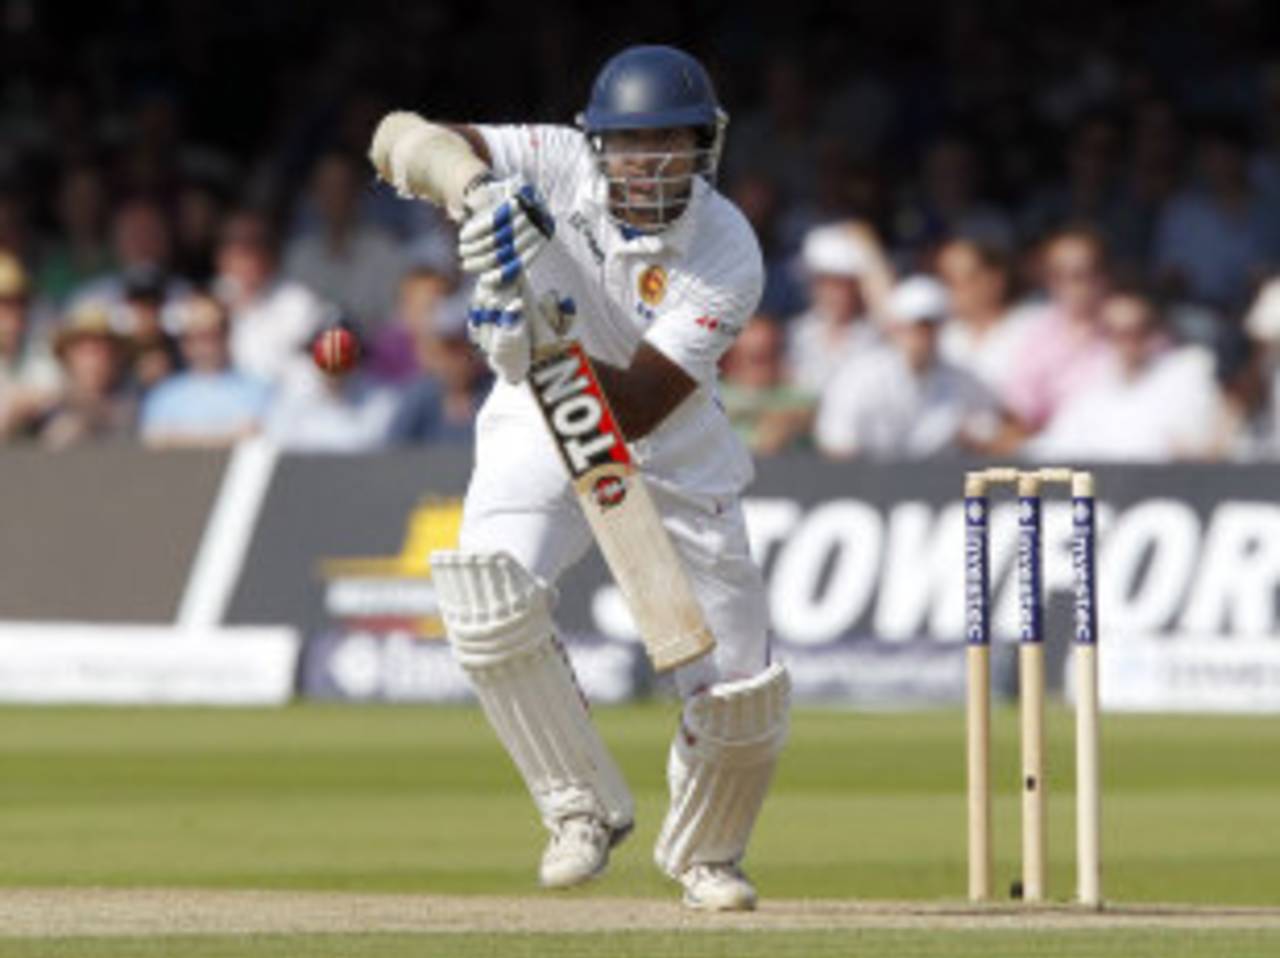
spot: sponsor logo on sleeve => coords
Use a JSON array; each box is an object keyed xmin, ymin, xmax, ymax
[{"xmin": 694, "ymin": 315, "xmax": 742, "ymax": 337}]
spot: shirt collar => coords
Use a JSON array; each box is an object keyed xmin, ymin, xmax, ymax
[{"xmin": 584, "ymin": 174, "xmax": 706, "ymax": 258}]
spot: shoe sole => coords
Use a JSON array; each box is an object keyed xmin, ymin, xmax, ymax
[
  {"xmin": 681, "ymin": 893, "xmax": 758, "ymax": 912},
  {"xmin": 539, "ymin": 858, "xmax": 608, "ymax": 890}
]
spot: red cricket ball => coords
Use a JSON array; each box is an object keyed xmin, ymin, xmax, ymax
[{"xmin": 313, "ymin": 326, "xmax": 359, "ymax": 375}]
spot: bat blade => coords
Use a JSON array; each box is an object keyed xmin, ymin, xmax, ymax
[{"xmin": 528, "ymin": 340, "xmax": 715, "ymax": 672}]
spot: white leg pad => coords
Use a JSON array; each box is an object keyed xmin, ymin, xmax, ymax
[
  {"xmin": 654, "ymin": 663, "xmax": 791, "ymax": 878},
  {"xmin": 431, "ymin": 550, "xmax": 633, "ymax": 832}
]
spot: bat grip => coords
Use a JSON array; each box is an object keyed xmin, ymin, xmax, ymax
[
  {"xmin": 514, "ymin": 275, "xmax": 544, "ymax": 352},
  {"xmin": 514, "ymin": 189, "xmax": 555, "ymax": 239}
]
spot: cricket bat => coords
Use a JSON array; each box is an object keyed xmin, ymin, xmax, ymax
[{"xmin": 526, "ymin": 335, "xmax": 716, "ymax": 672}]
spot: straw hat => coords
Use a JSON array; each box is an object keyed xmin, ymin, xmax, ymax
[
  {"xmin": 53, "ymin": 302, "xmax": 132, "ymax": 359},
  {"xmin": 0, "ymin": 252, "xmax": 28, "ymax": 300}
]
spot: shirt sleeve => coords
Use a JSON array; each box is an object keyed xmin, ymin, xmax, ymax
[
  {"xmin": 476, "ymin": 124, "xmax": 587, "ymax": 203},
  {"xmin": 643, "ymin": 235, "xmax": 765, "ymax": 387}
]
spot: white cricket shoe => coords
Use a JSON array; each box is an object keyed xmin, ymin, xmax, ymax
[
  {"xmin": 539, "ymin": 815, "xmax": 615, "ymax": 888},
  {"xmin": 679, "ymin": 863, "xmax": 758, "ymax": 911}
]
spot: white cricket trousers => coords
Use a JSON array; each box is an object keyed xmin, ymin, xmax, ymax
[{"xmin": 458, "ymin": 403, "xmax": 770, "ymax": 698}]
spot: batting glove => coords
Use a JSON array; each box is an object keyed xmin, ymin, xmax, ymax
[
  {"xmin": 458, "ymin": 178, "xmax": 555, "ymax": 287},
  {"xmin": 467, "ymin": 279, "xmax": 531, "ymax": 384}
]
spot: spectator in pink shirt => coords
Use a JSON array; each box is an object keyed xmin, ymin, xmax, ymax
[
  {"xmin": 1029, "ymin": 287, "xmax": 1223, "ymax": 462},
  {"xmin": 1003, "ymin": 228, "xmax": 1114, "ymax": 431}
]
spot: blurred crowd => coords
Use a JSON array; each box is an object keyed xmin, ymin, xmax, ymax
[
  {"xmin": 3, "ymin": 1, "xmax": 1280, "ymax": 459},
  {"xmin": 722, "ymin": 225, "xmax": 1280, "ymax": 462}
]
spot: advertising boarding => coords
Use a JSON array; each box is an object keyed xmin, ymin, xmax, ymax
[
  {"xmin": 227, "ymin": 453, "xmax": 1280, "ymax": 711},
  {"xmin": 3, "ymin": 448, "xmax": 1277, "ymax": 709}
]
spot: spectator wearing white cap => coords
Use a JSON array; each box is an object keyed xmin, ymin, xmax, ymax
[
  {"xmin": 785, "ymin": 220, "xmax": 894, "ymax": 396},
  {"xmin": 815, "ymin": 275, "xmax": 1018, "ymax": 460}
]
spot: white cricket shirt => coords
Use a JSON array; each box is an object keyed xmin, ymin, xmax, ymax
[{"xmin": 478, "ymin": 124, "xmax": 764, "ymax": 497}]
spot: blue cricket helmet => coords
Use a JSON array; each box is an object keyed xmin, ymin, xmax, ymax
[
  {"xmin": 578, "ymin": 45, "xmax": 723, "ymax": 134},
  {"xmin": 578, "ymin": 45, "xmax": 729, "ymax": 232}
]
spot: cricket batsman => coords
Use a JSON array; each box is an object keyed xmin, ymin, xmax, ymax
[{"xmin": 369, "ymin": 44, "xmax": 789, "ymax": 911}]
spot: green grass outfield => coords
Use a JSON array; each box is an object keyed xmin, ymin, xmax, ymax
[
  {"xmin": 2, "ymin": 704, "xmax": 1279, "ymax": 956},
  {"xmin": 6, "ymin": 930, "xmax": 1280, "ymax": 958}
]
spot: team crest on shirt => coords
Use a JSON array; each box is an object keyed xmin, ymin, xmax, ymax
[{"xmin": 638, "ymin": 265, "xmax": 667, "ymax": 306}]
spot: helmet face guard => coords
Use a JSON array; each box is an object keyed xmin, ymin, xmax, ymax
[
  {"xmin": 584, "ymin": 114, "xmax": 727, "ymax": 233},
  {"xmin": 578, "ymin": 45, "xmax": 728, "ymax": 234}
]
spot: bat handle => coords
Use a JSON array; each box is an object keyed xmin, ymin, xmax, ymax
[{"xmin": 515, "ymin": 275, "xmax": 545, "ymax": 352}]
